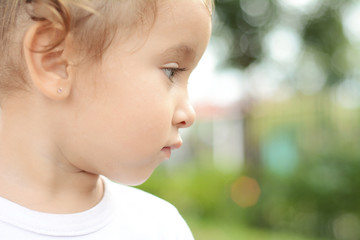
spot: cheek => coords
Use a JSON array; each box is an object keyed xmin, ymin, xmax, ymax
[
  {"xmin": 86, "ymin": 83, "xmax": 172, "ymax": 155},
  {"xmin": 63, "ymin": 98, "xmax": 172, "ymax": 176},
  {"xmin": 113, "ymin": 96, "xmax": 172, "ymax": 150},
  {"xmin": 107, "ymin": 74, "xmax": 173, "ymax": 148},
  {"xmin": 63, "ymin": 66, "xmax": 174, "ymax": 173}
]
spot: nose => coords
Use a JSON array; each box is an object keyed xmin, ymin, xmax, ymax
[{"xmin": 173, "ymin": 100, "xmax": 196, "ymax": 128}]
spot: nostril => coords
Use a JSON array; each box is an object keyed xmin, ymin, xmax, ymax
[
  {"xmin": 173, "ymin": 105, "xmax": 196, "ymax": 128},
  {"xmin": 176, "ymin": 120, "xmax": 188, "ymax": 128}
]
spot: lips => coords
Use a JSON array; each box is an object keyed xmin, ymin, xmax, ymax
[
  {"xmin": 161, "ymin": 147, "xmax": 172, "ymax": 159},
  {"xmin": 161, "ymin": 141, "xmax": 183, "ymax": 160},
  {"xmin": 170, "ymin": 141, "xmax": 182, "ymax": 150}
]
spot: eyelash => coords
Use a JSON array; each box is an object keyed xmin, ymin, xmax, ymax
[{"xmin": 162, "ymin": 67, "xmax": 187, "ymax": 82}]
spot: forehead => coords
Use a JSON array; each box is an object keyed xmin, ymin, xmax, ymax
[
  {"xmin": 156, "ymin": 0, "xmax": 211, "ymax": 27},
  {"xmin": 102, "ymin": 0, "xmax": 212, "ymax": 67},
  {"xmin": 149, "ymin": 0, "xmax": 212, "ymax": 61},
  {"xmin": 161, "ymin": 0, "xmax": 213, "ymax": 16}
]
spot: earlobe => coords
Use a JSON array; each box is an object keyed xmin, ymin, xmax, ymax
[{"xmin": 23, "ymin": 22, "xmax": 72, "ymax": 100}]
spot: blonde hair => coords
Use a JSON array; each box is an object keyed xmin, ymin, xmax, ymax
[{"xmin": 0, "ymin": 0, "xmax": 213, "ymax": 100}]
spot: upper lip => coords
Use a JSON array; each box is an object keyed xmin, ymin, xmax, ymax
[
  {"xmin": 165, "ymin": 140, "xmax": 183, "ymax": 150},
  {"xmin": 170, "ymin": 141, "xmax": 182, "ymax": 150}
]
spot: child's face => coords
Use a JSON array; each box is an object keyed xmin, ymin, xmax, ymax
[{"xmin": 61, "ymin": 0, "xmax": 211, "ymax": 185}]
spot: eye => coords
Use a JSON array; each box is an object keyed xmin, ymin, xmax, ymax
[
  {"xmin": 162, "ymin": 63, "xmax": 187, "ymax": 82},
  {"xmin": 163, "ymin": 68, "xmax": 177, "ymax": 79}
]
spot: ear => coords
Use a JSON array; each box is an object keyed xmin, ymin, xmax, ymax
[{"xmin": 23, "ymin": 22, "xmax": 72, "ymax": 101}]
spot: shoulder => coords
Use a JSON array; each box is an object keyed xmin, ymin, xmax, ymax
[
  {"xmin": 103, "ymin": 178, "xmax": 194, "ymax": 239},
  {"xmin": 105, "ymin": 178, "xmax": 177, "ymax": 213}
]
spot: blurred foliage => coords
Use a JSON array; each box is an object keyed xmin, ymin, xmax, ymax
[
  {"xmin": 214, "ymin": 0, "xmax": 277, "ymax": 67},
  {"xmin": 241, "ymin": 94, "xmax": 360, "ymax": 239},
  {"xmin": 214, "ymin": 0, "xmax": 355, "ymax": 86}
]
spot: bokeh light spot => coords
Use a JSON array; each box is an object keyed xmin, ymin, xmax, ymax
[
  {"xmin": 261, "ymin": 132, "xmax": 299, "ymax": 176},
  {"xmin": 231, "ymin": 176, "xmax": 261, "ymax": 208}
]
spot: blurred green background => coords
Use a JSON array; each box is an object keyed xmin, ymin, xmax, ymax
[{"xmin": 138, "ymin": 0, "xmax": 360, "ymax": 239}]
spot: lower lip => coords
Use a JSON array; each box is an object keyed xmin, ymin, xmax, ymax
[{"xmin": 161, "ymin": 147, "xmax": 171, "ymax": 160}]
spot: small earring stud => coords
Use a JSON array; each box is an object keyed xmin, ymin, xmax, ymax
[{"xmin": 57, "ymin": 88, "xmax": 63, "ymax": 94}]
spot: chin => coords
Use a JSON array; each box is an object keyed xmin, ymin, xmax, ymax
[
  {"xmin": 125, "ymin": 178, "xmax": 150, "ymax": 186},
  {"xmin": 106, "ymin": 169, "xmax": 155, "ymax": 186}
]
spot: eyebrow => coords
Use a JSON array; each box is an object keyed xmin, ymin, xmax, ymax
[{"xmin": 160, "ymin": 44, "xmax": 196, "ymax": 62}]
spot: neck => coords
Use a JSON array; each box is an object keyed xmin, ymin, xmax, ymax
[{"xmin": 0, "ymin": 98, "xmax": 104, "ymax": 214}]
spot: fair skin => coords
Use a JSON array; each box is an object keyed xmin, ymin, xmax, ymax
[{"xmin": 0, "ymin": 0, "xmax": 211, "ymax": 213}]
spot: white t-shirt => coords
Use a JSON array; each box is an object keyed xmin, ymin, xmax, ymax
[{"xmin": 0, "ymin": 178, "xmax": 194, "ymax": 239}]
